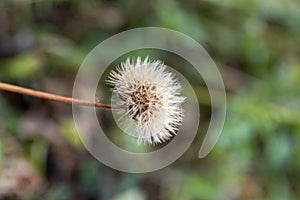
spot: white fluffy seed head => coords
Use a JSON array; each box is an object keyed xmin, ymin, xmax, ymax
[{"xmin": 107, "ymin": 57, "xmax": 185, "ymax": 144}]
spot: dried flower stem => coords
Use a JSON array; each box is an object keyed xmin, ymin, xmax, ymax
[{"xmin": 0, "ymin": 82, "xmax": 119, "ymax": 109}]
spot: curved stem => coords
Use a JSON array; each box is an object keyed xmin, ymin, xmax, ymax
[{"xmin": 0, "ymin": 82, "xmax": 121, "ymax": 109}]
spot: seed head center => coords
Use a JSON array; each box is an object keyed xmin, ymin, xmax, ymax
[{"xmin": 127, "ymin": 83, "xmax": 162, "ymax": 120}]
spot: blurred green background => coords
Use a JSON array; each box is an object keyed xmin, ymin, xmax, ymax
[{"xmin": 0, "ymin": 0, "xmax": 300, "ymax": 199}]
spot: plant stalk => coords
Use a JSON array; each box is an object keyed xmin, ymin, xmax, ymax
[{"xmin": 0, "ymin": 82, "xmax": 120, "ymax": 109}]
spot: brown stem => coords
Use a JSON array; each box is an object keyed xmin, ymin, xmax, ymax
[{"xmin": 0, "ymin": 82, "xmax": 121, "ymax": 109}]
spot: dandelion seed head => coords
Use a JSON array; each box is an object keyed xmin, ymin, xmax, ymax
[{"xmin": 107, "ymin": 57, "xmax": 185, "ymax": 144}]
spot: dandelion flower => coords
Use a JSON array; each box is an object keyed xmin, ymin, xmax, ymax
[{"xmin": 107, "ymin": 57, "xmax": 185, "ymax": 144}]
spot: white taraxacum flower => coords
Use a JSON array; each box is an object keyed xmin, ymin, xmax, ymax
[{"xmin": 107, "ymin": 57, "xmax": 185, "ymax": 144}]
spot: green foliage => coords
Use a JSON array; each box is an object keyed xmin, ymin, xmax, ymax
[
  {"xmin": 29, "ymin": 139, "xmax": 48, "ymax": 173},
  {"xmin": 78, "ymin": 160, "xmax": 102, "ymax": 196},
  {"xmin": 60, "ymin": 118, "xmax": 83, "ymax": 148},
  {"xmin": 0, "ymin": 52, "xmax": 42, "ymax": 80},
  {"xmin": 44, "ymin": 185, "xmax": 71, "ymax": 200}
]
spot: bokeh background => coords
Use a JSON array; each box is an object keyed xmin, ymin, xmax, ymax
[{"xmin": 0, "ymin": 0, "xmax": 300, "ymax": 199}]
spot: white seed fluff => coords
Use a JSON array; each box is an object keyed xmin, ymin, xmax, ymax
[{"xmin": 107, "ymin": 57, "xmax": 185, "ymax": 144}]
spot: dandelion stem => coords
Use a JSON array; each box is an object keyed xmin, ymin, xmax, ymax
[{"xmin": 0, "ymin": 82, "xmax": 120, "ymax": 109}]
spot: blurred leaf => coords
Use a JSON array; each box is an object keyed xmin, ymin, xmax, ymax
[
  {"xmin": 45, "ymin": 185, "xmax": 71, "ymax": 200},
  {"xmin": 0, "ymin": 141, "xmax": 3, "ymax": 164},
  {"xmin": 60, "ymin": 118, "xmax": 82, "ymax": 148},
  {"xmin": 267, "ymin": 176, "xmax": 294, "ymax": 200},
  {"xmin": 29, "ymin": 139, "xmax": 48, "ymax": 174},
  {"xmin": 79, "ymin": 160, "xmax": 102, "ymax": 196},
  {"xmin": 0, "ymin": 52, "xmax": 42, "ymax": 80},
  {"xmin": 265, "ymin": 132, "xmax": 294, "ymax": 170},
  {"xmin": 45, "ymin": 45, "xmax": 86, "ymax": 70},
  {"xmin": 39, "ymin": 33, "xmax": 87, "ymax": 71},
  {"xmin": 156, "ymin": 0, "xmax": 206, "ymax": 42},
  {"xmin": 111, "ymin": 188, "xmax": 146, "ymax": 200},
  {"xmin": 182, "ymin": 173, "xmax": 218, "ymax": 199}
]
